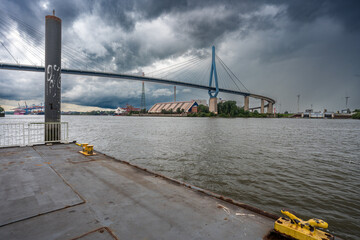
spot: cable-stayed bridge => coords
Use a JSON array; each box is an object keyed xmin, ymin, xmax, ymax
[{"xmin": 0, "ymin": 10, "xmax": 275, "ymax": 113}]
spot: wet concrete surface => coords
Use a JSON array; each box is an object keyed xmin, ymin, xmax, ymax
[{"xmin": 0, "ymin": 143, "xmax": 275, "ymax": 239}]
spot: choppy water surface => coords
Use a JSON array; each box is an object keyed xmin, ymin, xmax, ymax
[{"xmin": 3, "ymin": 115, "xmax": 360, "ymax": 239}]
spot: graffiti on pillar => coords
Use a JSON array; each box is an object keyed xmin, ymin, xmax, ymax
[{"xmin": 46, "ymin": 64, "xmax": 61, "ymax": 97}]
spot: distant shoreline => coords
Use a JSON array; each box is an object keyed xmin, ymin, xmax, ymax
[{"xmin": 3, "ymin": 112, "xmax": 358, "ymax": 119}]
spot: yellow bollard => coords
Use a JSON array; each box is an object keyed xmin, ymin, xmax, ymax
[
  {"xmin": 87, "ymin": 145, "xmax": 93, "ymax": 155},
  {"xmin": 78, "ymin": 143, "xmax": 96, "ymax": 156},
  {"xmin": 82, "ymin": 143, "xmax": 88, "ymax": 152},
  {"xmin": 274, "ymin": 210, "xmax": 333, "ymax": 240}
]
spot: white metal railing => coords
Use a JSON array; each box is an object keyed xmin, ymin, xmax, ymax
[
  {"xmin": 0, "ymin": 123, "xmax": 26, "ymax": 147},
  {"xmin": 0, "ymin": 122, "xmax": 68, "ymax": 147}
]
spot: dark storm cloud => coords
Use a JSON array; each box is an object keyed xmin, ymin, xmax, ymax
[
  {"xmin": 81, "ymin": 0, "xmax": 360, "ymax": 72},
  {"xmin": 3, "ymin": 0, "xmax": 359, "ymax": 67},
  {"xmin": 285, "ymin": 0, "xmax": 360, "ymax": 32},
  {"xmin": 1, "ymin": 0, "xmax": 360, "ymax": 111}
]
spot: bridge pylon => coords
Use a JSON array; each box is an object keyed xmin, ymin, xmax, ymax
[{"xmin": 208, "ymin": 46, "xmax": 219, "ymax": 113}]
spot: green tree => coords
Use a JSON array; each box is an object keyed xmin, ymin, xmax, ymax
[
  {"xmin": 198, "ymin": 104, "xmax": 209, "ymax": 113},
  {"xmin": 352, "ymin": 112, "xmax": 360, "ymax": 119},
  {"xmin": 218, "ymin": 101, "xmax": 250, "ymax": 117}
]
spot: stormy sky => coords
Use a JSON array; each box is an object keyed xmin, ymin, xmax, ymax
[{"xmin": 0, "ymin": 0, "xmax": 359, "ymax": 112}]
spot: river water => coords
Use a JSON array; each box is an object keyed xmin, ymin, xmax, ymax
[{"xmin": 2, "ymin": 115, "xmax": 360, "ymax": 239}]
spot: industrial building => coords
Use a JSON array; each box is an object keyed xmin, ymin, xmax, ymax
[
  {"xmin": 148, "ymin": 101, "xmax": 198, "ymax": 113},
  {"xmin": 193, "ymin": 99, "xmax": 208, "ymax": 106}
]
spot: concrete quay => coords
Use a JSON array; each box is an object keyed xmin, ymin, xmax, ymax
[{"xmin": 0, "ymin": 143, "xmax": 278, "ymax": 240}]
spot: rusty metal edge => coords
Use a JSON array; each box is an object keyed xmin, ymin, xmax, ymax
[{"xmin": 45, "ymin": 15, "xmax": 62, "ymax": 22}]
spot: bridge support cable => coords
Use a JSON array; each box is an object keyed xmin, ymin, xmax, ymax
[
  {"xmin": 217, "ymin": 54, "xmax": 248, "ymax": 92},
  {"xmin": 162, "ymin": 57, "xmax": 209, "ymax": 85},
  {"xmin": 0, "ymin": 14, "xmax": 46, "ymax": 65},
  {"xmin": 0, "ymin": 13, "xmax": 80, "ymax": 68},
  {"xmin": 0, "ymin": 10, "xmax": 106, "ymax": 71},
  {"xmin": 0, "ymin": 20, "xmax": 44, "ymax": 63},
  {"xmin": 0, "ymin": 31, "xmax": 37, "ymax": 65},
  {"xmin": 216, "ymin": 54, "xmax": 250, "ymax": 93},
  {"xmin": 0, "ymin": 14, "xmax": 46, "ymax": 55},
  {"xmin": 145, "ymin": 56, "xmax": 200, "ymax": 76},
  {"xmin": 150, "ymin": 57, "xmax": 208, "ymax": 88},
  {"xmin": 156, "ymin": 58, "xmax": 204, "ymax": 79},
  {"xmin": 169, "ymin": 57, "xmax": 211, "ymax": 86},
  {"xmin": 215, "ymin": 56, "xmax": 237, "ymax": 91},
  {"xmin": 150, "ymin": 57, "xmax": 205, "ymax": 79},
  {"xmin": 216, "ymin": 60, "xmax": 233, "ymax": 91},
  {"xmin": 178, "ymin": 63, "xmax": 209, "ymax": 87},
  {"xmin": 0, "ymin": 41, "xmax": 18, "ymax": 64},
  {"xmin": 215, "ymin": 55, "xmax": 242, "ymax": 92},
  {"xmin": 191, "ymin": 59, "xmax": 212, "ymax": 86}
]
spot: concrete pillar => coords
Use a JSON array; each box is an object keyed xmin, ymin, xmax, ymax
[
  {"xmin": 209, "ymin": 97, "xmax": 218, "ymax": 114},
  {"xmin": 244, "ymin": 96, "xmax": 249, "ymax": 111},
  {"xmin": 45, "ymin": 12, "xmax": 62, "ymax": 141},
  {"xmin": 267, "ymin": 102, "xmax": 273, "ymax": 114},
  {"xmin": 260, "ymin": 99, "xmax": 264, "ymax": 113}
]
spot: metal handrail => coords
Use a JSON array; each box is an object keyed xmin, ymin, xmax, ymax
[{"xmin": 0, "ymin": 122, "xmax": 69, "ymax": 147}]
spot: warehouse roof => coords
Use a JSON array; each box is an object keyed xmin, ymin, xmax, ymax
[{"xmin": 148, "ymin": 100, "xmax": 198, "ymax": 113}]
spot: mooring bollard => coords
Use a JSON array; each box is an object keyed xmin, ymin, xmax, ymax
[
  {"xmin": 87, "ymin": 145, "xmax": 94, "ymax": 155},
  {"xmin": 78, "ymin": 143, "xmax": 95, "ymax": 156},
  {"xmin": 82, "ymin": 143, "xmax": 88, "ymax": 152}
]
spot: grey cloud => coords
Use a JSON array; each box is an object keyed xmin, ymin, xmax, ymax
[
  {"xmin": 285, "ymin": 0, "xmax": 360, "ymax": 32},
  {"xmin": 1, "ymin": 0, "xmax": 360, "ymax": 111},
  {"xmin": 0, "ymin": 71, "xmax": 44, "ymax": 100}
]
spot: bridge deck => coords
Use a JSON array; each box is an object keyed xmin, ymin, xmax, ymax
[
  {"xmin": 0, "ymin": 143, "xmax": 276, "ymax": 240},
  {"xmin": 0, "ymin": 63, "xmax": 276, "ymax": 104}
]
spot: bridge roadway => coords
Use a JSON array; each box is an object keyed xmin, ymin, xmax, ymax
[{"xmin": 0, "ymin": 63, "xmax": 275, "ymax": 105}]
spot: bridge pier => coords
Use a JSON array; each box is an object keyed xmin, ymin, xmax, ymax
[
  {"xmin": 244, "ymin": 96, "xmax": 249, "ymax": 111},
  {"xmin": 209, "ymin": 97, "xmax": 218, "ymax": 114},
  {"xmin": 45, "ymin": 12, "xmax": 62, "ymax": 141},
  {"xmin": 267, "ymin": 102, "xmax": 273, "ymax": 114},
  {"xmin": 260, "ymin": 99, "xmax": 264, "ymax": 113}
]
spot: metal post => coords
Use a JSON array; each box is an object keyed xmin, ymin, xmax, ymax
[{"xmin": 45, "ymin": 11, "xmax": 62, "ymax": 142}]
